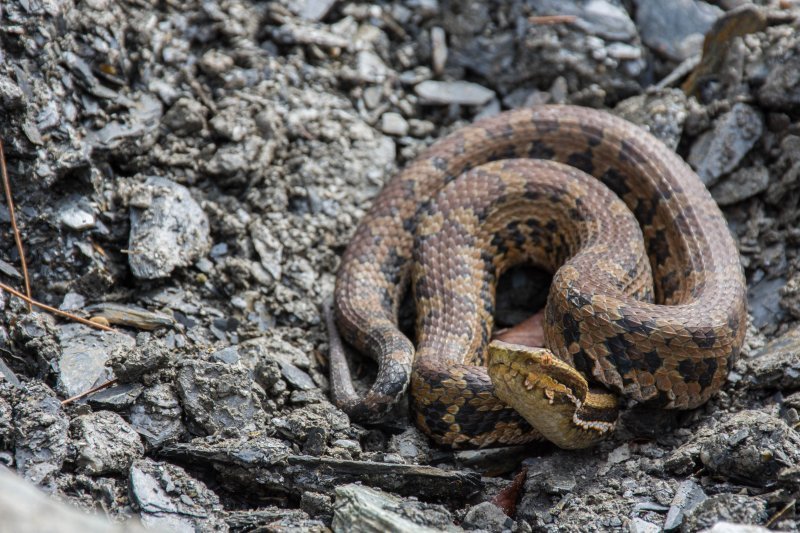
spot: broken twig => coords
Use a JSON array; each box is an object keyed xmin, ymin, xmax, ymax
[
  {"xmin": 61, "ymin": 378, "xmax": 119, "ymax": 406},
  {"xmin": 0, "ymin": 139, "xmax": 32, "ymax": 312},
  {"xmin": 0, "ymin": 281, "xmax": 114, "ymax": 332}
]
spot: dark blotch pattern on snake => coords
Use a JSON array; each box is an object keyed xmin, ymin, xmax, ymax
[{"xmin": 327, "ymin": 105, "xmax": 747, "ymax": 448}]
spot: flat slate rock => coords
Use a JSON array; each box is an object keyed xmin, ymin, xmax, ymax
[
  {"xmin": 161, "ymin": 433, "xmax": 482, "ymax": 503},
  {"xmin": 129, "ymin": 458, "xmax": 228, "ymax": 532},
  {"xmin": 56, "ymin": 323, "xmax": 134, "ymax": 399},
  {"xmin": 332, "ymin": 484, "xmax": 459, "ymax": 533}
]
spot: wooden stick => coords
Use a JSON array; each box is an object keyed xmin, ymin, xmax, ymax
[
  {"xmin": 528, "ymin": 15, "xmax": 578, "ymax": 25},
  {"xmin": 0, "ymin": 139, "xmax": 32, "ymax": 312},
  {"xmin": 0, "ymin": 281, "xmax": 114, "ymax": 332},
  {"xmin": 61, "ymin": 378, "xmax": 119, "ymax": 406}
]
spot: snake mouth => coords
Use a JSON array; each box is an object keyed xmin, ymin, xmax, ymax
[
  {"xmin": 487, "ymin": 340, "xmax": 618, "ymax": 449},
  {"xmin": 487, "ymin": 341, "xmax": 583, "ymax": 394}
]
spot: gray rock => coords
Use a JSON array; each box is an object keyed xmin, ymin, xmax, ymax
[
  {"xmin": 88, "ymin": 94, "xmax": 163, "ymax": 157},
  {"xmin": 56, "ymin": 324, "xmax": 134, "ymax": 399},
  {"xmin": 409, "ymin": 118, "xmax": 436, "ymax": 137},
  {"xmin": 255, "ymin": 357, "xmax": 284, "ymax": 394},
  {"xmin": 606, "ymin": 42, "xmax": 642, "ymax": 61},
  {"xmin": 446, "ymin": 32, "xmax": 515, "ymax": 87},
  {"xmin": 59, "ymin": 293, "xmax": 86, "ymax": 312},
  {"xmin": 389, "ymin": 427, "xmax": 432, "ymax": 464},
  {"xmin": 106, "ymin": 337, "xmax": 170, "ymax": 383},
  {"xmin": 744, "ymin": 327, "xmax": 800, "ymax": 391},
  {"xmin": 747, "ymin": 276, "xmax": 786, "ymax": 330},
  {"xmin": 272, "ymin": 401, "xmax": 350, "ymax": 446},
  {"xmin": 408, "ymin": 0, "xmax": 439, "ymax": 18},
  {"xmin": 528, "ymin": 0, "xmax": 636, "ymax": 42},
  {"xmin": 209, "ymin": 346, "xmax": 239, "ymax": 364},
  {"xmin": 781, "ymin": 274, "xmax": 800, "ymax": 321},
  {"xmin": 292, "ymin": 0, "xmax": 338, "ymax": 21},
  {"xmin": 70, "ymin": 411, "xmax": 144, "ymax": 475},
  {"xmin": 239, "ymin": 334, "xmax": 311, "ymax": 369},
  {"xmin": 415, "ymin": 80, "xmax": 495, "ymax": 106},
  {"xmin": 11, "ymin": 313, "xmax": 60, "ymax": 374},
  {"xmin": 380, "ymin": 112, "xmax": 410, "ymax": 137},
  {"xmin": 204, "ymin": 145, "xmax": 248, "ymax": 178},
  {"xmin": 431, "ymin": 26, "xmax": 447, "ymax": 76},
  {"xmin": 664, "ymin": 479, "xmax": 707, "ymax": 531},
  {"xmin": 698, "ymin": 410, "xmax": 800, "ymax": 484},
  {"xmin": 634, "ymin": 0, "xmax": 723, "ymax": 61},
  {"xmin": 249, "ymin": 221, "xmax": 283, "ymax": 284},
  {"xmin": 631, "ymin": 518, "xmax": 662, "ymax": 533},
  {"xmin": 303, "ymin": 426, "xmax": 328, "ymax": 457},
  {"xmin": 614, "ymin": 89, "xmax": 689, "ymax": 151},
  {"xmin": 688, "ymin": 103, "xmax": 763, "ymax": 187},
  {"xmin": 162, "ymin": 97, "xmax": 207, "ymax": 136},
  {"xmin": 127, "ymin": 177, "xmax": 211, "ymax": 279},
  {"xmin": 710, "ymin": 166, "xmax": 770, "ymax": 206},
  {"xmin": 700, "ymin": 523, "xmax": 774, "ymax": 533},
  {"xmin": 523, "ymin": 452, "xmax": 585, "ymax": 497},
  {"xmin": 0, "ymin": 258, "xmax": 22, "ymax": 279},
  {"xmin": 13, "ymin": 382, "xmax": 68, "ymax": 487},
  {"xmin": 0, "ymin": 358, "xmax": 20, "ymax": 390},
  {"xmin": 0, "ymin": 74, "xmax": 26, "ymax": 110},
  {"xmin": 0, "ymin": 467, "xmax": 149, "ymax": 533},
  {"xmin": 356, "ymin": 51, "xmax": 391, "ymax": 84},
  {"xmin": 63, "ymin": 50, "xmax": 119, "ymax": 100},
  {"xmin": 279, "ymin": 362, "xmax": 317, "ymax": 391},
  {"xmin": 129, "ymin": 458, "xmax": 228, "ymax": 532},
  {"xmin": 57, "ymin": 195, "xmax": 96, "ymax": 230},
  {"xmin": 570, "ymin": 0, "xmax": 638, "ymax": 41},
  {"xmin": 683, "ymin": 494, "xmax": 767, "ymax": 533},
  {"xmin": 331, "ymin": 438, "xmax": 361, "ymax": 455},
  {"xmin": 270, "ymin": 22, "xmax": 351, "ymax": 50},
  {"xmin": 209, "ymin": 103, "xmax": 256, "ymax": 142},
  {"xmin": 198, "ymin": 50, "xmax": 234, "ymax": 77},
  {"xmin": 462, "ymin": 501, "xmax": 513, "ymax": 532},
  {"xmin": 129, "ymin": 384, "xmax": 184, "ymax": 448},
  {"xmin": 0, "ymin": 393, "xmax": 13, "ymax": 448},
  {"xmin": 289, "ymin": 389, "xmax": 326, "ymax": 405},
  {"xmin": 363, "ymin": 85, "xmax": 383, "ymax": 109},
  {"xmin": 87, "ymin": 383, "xmax": 145, "ymax": 410},
  {"xmin": 332, "ymin": 483, "xmax": 458, "ymax": 533},
  {"xmin": 175, "ymin": 360, "xmax": 266, "ymax": 435},
  {"xmin": 758, "ymin": 55, "xmax": 800, "ymax": 109},
  {"xmin": 765, "ymin": 135, "xmax": 800, "ymax": 207},
  {"xmin": 300, "ymin": 491, "xmax": 333, "ymax": 519}
]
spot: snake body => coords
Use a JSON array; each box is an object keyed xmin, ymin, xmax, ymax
[{"xmin": 328, "ymin": 105, "xmax": 747, "ymax": 448}]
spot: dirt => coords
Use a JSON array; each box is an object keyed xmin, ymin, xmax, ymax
[{"xmin": 1, "ymin": 1, "xmax": 800, "ymax": 532}]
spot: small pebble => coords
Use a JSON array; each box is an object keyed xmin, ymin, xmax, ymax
[{"xmin": 380, "ymin": 112, "xmax": 409, "ymax": 136}]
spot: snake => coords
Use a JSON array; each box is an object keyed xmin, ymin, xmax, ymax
[{"xmin": 326, "ymin": 104, "xmax": 747, "ymax": 449}]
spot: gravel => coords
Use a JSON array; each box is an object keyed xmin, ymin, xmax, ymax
[{"xmin": 1, "ymin": 0, "xmax": 799, "ymax": 530}]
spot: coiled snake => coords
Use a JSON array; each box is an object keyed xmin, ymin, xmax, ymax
[{"xmin": 326, "ymin": 105, "xmax": 747, "ymax": 448}]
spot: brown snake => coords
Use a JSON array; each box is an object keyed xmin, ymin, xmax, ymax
[{"xmin": 327, "ymin": 105, "xmax": 747, "ymax": 448}]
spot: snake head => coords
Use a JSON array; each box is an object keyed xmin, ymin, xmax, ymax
[{"xmin": 487, "ymin": 340, "xmax": 618, "ymax": 449}]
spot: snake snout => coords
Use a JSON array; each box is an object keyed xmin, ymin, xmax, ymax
[
  {"xmin": 487, "ymin": 340, "xmax": 553, "ymax": 372},
  {"xmin": 487, "ymin": 339, "xmax": 618, "ymax": 449}
]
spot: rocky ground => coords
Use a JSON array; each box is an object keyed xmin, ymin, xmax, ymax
[{"xmin": 1, "ymin": 0, "xmax": 800, "ymax": 531}]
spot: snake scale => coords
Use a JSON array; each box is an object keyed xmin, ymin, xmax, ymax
[{"xmin": 327, "ymin": 104, "xmax": 747, "ymax": 448}]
